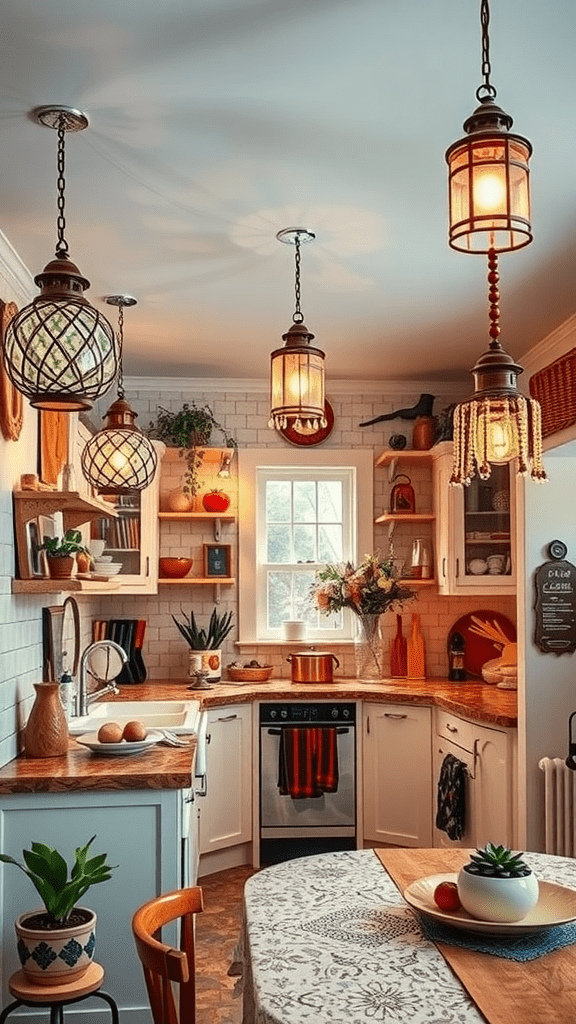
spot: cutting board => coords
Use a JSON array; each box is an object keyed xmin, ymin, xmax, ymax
[{"xmin": 449, "ymin": 611, "xmax": 516, "ymax": 678}]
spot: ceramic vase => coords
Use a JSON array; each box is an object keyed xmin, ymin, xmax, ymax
[
  {"xmin": 188, "ymin": 649, "xmax": 222, "ymax": 684},
  {"xmin": 354, "ymin": 614, "xmax": 383, "ymax": 679},
  {"xmin": 412, "ymin": 415, "xmax": 435, "ymax": 450},
  {"xmin": 15, "ymin": 907, "xmax": 96, "ymax": 985},
  {"xmin": 24, "ymin": 682, "xmax": 69, "ymax": 758},
  {"xmin": 457, "ymin": 868, "xmax": 539, "ymax": 923}
]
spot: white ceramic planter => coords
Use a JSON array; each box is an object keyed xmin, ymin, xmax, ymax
[
  {"xmin": 188, "ymin": 648, "xmax": 222, "ymax": 682},
  {"xmin": 457, "ymin": 868, "xmax": 539, "ymax": 922},
  {"xmin": 15, "ymin": 907, "xmax": 97, "ymax": 985}
]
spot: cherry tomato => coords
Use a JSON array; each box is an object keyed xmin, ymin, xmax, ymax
[{"xmin": 433, "ymin": 881, "xmax": 461, "ymax": 912}]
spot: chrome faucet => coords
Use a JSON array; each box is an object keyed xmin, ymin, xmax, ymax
[{"xmin": 76, "ymin": 640, "xmax": 128, "ymax": 718}]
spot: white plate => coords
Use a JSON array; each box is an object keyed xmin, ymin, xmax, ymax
[
  {"xmin": 403, "ymin": 873, "xmax": 576, "ymax": 936},
  {"xmin": 76, "ymin": 730, "xmax": 163, "ymax": 756}
]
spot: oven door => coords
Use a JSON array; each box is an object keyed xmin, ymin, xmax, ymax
[{"xmin": 260, "ymin": 725, "xmax": 355, "ymax": 836}]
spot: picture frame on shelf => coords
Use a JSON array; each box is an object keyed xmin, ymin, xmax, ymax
[
  {"xmin": 24, "ymin": 518, "xmax": 44, "ymax": 578},
  {"xmin": 203, "ymin": 543, "xmax": 232, "ymax": 578},
  {"xmin": 38, "ymin": 514, "xmax": 60, "ymax": 576}
]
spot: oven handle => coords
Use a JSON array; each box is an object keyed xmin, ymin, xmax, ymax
[{"xmin": 266, "ymin": 727, "xmax": 350, "ymax": 736}]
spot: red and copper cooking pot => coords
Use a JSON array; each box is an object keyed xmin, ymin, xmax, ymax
[{"xmin": 287, "ymin": 652, "xmax": 340, "ymax": 683}]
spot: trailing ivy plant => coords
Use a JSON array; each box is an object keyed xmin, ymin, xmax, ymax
[{"xmin": 146, "ymin": 402, "xmax": 236, "ymax": 496}]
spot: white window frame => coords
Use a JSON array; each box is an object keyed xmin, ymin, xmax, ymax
[{"xmin": 238, "ymin": 448, "xmax": 374, "ymax": 645}]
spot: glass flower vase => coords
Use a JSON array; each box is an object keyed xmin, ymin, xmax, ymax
[{"xmin": 354, "ymin": 613, "xmax": 384, "ymax": 680}]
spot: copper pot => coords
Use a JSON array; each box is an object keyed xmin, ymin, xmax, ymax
[{"xmin": 287, "ymin": 652, "xmax": 340, "ymax": 683}]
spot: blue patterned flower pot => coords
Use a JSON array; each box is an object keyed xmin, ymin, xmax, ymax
[{"xmin": 15, "ymin": 907, "xmax": 97, "ymax": 986}]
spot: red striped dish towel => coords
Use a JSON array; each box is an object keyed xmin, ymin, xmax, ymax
[{"xmin": 278, "ymin": 727, "xmax": 339, "ymax": 798}]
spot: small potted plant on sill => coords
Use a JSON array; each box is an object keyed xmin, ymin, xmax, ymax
[
  {"xmin": 146, "ymin": 402, "xmax": 236, "ymax": 506},
  {"xmin": 39, "ymin": 529, "xmax": 89, "ymax": 580},
  {"xmin": 0, "ymin": 835, "xmax": 117, "ymax": 985},
  {"xmin": 172, "ymin": 607, "xmax": 234, "ymax": 683},
  {"xmin": 457, "ymin": 843, "xmax": 539, "ymax": 922}
]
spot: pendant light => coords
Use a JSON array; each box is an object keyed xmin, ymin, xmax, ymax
[
  {"xmin": 446, "ymin": 1, "xmax": 546, "ymax": 485},
  {"xmin": 2, "ymin": 106, "xmax": 118, "ymax": 411},
  {"xmin": 269, "ymin": 228, "xmax": 326, "ymax": 432},
  {"xmin": 81, "ymin": 296, "xmax": 158, "ymax": 494}
]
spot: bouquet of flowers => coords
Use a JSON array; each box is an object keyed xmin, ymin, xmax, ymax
[{"xmin": 312, "ymin": 553, "xmax": 415, "ymax": 618}]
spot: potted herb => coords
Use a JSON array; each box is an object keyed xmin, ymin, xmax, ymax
[
  {"xmin": 147, "ymin": 402, "xmax": 236, "ymax": 499},
  {"xmin": 172, "ymin": 607, "xmax": 234, "ymax": 682},
  {"xmin": 39, "ymin": 528, "xmax": 89, "ymax": 580},
  {"xmin": 457, "ymin": 843, "xmax": 539, "ymax": 922},
  {"xmin": 0, "ymin": 835, "xmax": 117, "ymax": 984}
]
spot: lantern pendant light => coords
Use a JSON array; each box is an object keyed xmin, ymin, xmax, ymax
[
  {"xmin": 269, "ymin": 228, "xmax": 327, "ymax": 432},
  {"xmin": 81, "ymin": 296, "xmax": 158, "ymax": 494},
  {"xmin": 446, "ymin": 1, "xmax": 546, "ymax": 485},
  {"xmin": 445, "ymin": 0, "xmax": 532, "ymax": 255},
  {"xmin": 2, "ymin": 106, "xmax": 118, "ymax": 411}
]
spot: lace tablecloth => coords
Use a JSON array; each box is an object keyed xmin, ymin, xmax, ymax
[{"xmin": 237, "ymin": 847, "xmax": 576, "ymax": 1024}]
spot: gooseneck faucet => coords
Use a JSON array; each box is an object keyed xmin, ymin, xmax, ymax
[{"xmin": 76, "ymin": 640, "xmax": 128, "ymax": 718}]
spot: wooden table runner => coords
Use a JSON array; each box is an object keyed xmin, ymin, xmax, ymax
[{"xmin": 376, "ymin": 847, "xmax": 576, "ymax": 1024}]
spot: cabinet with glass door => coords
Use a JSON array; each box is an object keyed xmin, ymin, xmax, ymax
[{"xmin": 432, "ymin": 441, "xmax": 516, "ymax": 595}]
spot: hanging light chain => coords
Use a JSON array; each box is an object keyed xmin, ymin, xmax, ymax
[
  {"xmin": 292, "ymin": 233, "xmax": 304, "ymax": 324},
  {"xmin": 116, "ymin": 303, "xmax": 125, "ymax": 399},
  {"xmin": 55, "ymin": 114, "xmax": 69, "ymax": 257},
  {"xmin": 477, "ymin": 0, "xmax": 496, "ymax": 101},
  {"xmin": 487, "ymin": 248, "xmax": 500, "ymax": 347}
]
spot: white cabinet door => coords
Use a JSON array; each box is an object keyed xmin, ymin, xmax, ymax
[
  {"xmin": 0, "ymin": 788, "xmax": 183, "ymax": 1024},
  {"xmin": 432, "ymin": 442, "xmax": 516, "ymax": 596},
  {"xmin": 474, "ymin": 722, "xmax": 514, "ymax": 848},
  {"xmin": 363, "ymin": 703, "xmax": 432, "ymax": 847},
  {"xmin": 199, "ymin": 703, "xmax": 252, "ymax": 854}
]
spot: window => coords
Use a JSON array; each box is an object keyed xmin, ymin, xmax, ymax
[{"xmin": 238, "ymin": 449, "xmax": 373, "ymax": 643}]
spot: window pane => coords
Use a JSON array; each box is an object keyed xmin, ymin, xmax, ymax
[
  {"xmin": 293, "ymin": 481, "xmax": 316, "ymax": 522},
  {"xmin": 317, "ymin": 481, "xmax": 342, "ymax": 523},
  {"xmin": 266, "ymin": 481, "xmax": 291, "ymax": 522},
  {"xmin": 293, "ymin": 523, "xmax": 316, "ymax": 564},
  {"xmin": 267, "ymin": 525, "xmax": 292, "ymax": 563},
  {"xmin": 318, "ymin": 524, "xmax": 343, "ymax": 563},
  {"xmin": 267, "ymin": 570, "xmax": 292, "ymax": 627},
  {"xmin": 294, "ymin": 571, "xmax": 317, "ymax": 623}
]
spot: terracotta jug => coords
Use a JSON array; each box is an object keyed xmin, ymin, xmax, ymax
[
  {"xmin": 24, "ymin": 682, "xmax": 69, "ymax": 758},
  {"xmin": 412, "ymin": 415, "xmax": 435, "ymax": 450}
]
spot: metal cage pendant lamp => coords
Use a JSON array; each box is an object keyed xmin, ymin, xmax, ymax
[
  {"xmin": 269, "ymin": 228, "xmax": 326, "ymax": 432},
  {"xmin": 2, "ymin": 106, "xmax": 118, "ymax": 411},
  {"xmin": 446, "ymin": 1, "xmax": 546, "ymax": 486},
  {"xmin": 81, "ymin": 296, "xmax": 158, "ymax": 494}
]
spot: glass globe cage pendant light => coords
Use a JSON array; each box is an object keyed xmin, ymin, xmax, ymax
[
  {"xmin": 269, "ymin": 228, "xmax": 326, "ymax": 432},
  {"xmin": 2, "ymin": 106, "xmax": 118, "ymax": 411},
  {"xmin": 450, "ymin": 250, "xmax": 546, "ymax": 486},
  {"xmin": 445, "ymin": 0, "xmax": 532, "ymax": 255},
  {"xmin": 81, "ymin": 296, "xmax": 158, "ymax": 494}
]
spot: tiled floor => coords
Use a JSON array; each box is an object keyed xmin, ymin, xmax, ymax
[{"xmin": 195, "ymin": 865, "xmax": 258, "ymax": 1024}]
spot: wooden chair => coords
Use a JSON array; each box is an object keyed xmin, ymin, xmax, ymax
[{"xmin": 132, "ymin": 886, "xmax": 204, "ymax": 1024}]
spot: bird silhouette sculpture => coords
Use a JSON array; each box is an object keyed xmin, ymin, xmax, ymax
[{"xmin": 359, "ymin": 393, "xmax": 435, "ymax": 427}]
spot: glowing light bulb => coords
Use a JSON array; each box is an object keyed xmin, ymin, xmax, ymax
[
  {"xmin": 109, "ymin": 447, "xmax": 129, "ymax": 472},
  {"xmin": 473, "ymin": 171, "xmax": 506, "ymax": 213}
]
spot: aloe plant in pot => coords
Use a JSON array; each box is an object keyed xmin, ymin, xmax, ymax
[
  {"xmin": 172, "ymin": 607, "xmax": 234, "ymax": 683},
  {"xmin": 0, "ymin": 835, "xmax": 117, "ymax": 985}
]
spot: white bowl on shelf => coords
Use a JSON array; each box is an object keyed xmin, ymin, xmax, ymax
[{"xmin": 93, "ymin": 562, "xmax": 122, "ymax": 576}]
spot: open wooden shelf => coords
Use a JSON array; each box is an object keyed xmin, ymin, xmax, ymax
[
  {"xmin": 13, "ymin": 490, "xmax": 118, "ymax": 531},
  {"xmin": 375, "ymin": 449, "xmax": 434, "ymax": 468},
  {"xmin": 375, "ymin": 512, "xmax": 435, "ymax": 525},
  {"xmin": 158, "ymin": 577, "xmax": 235, "ymax": 585},
  {"xmin": 158, "ymin": 512, "xmax": 235, "ymax": 521},
  {"xmin": 12, "ymin": 577, "xmax": 120, "ymax": 594}
]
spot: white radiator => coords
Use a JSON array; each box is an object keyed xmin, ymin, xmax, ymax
[{"xmin": 538, "ymin": 757, "xmax": 576, "ymax": 856}]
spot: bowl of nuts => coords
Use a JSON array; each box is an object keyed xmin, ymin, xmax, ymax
[{"xmin": 226, "ymin": 660, "xmax": 274, "ymax": 683}]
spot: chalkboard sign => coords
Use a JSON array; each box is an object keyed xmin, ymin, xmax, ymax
[{"xmin": 534, "ymin": 540, "xmax": 576, "ymax": 655}]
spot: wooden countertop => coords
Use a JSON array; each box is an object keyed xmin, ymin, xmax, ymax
[{"xmin": 0, "ymin": 675, "xmax": 515, "ymax": 795}]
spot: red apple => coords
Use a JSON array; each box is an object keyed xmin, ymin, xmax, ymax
[{"xmin": 433, "ymin": 881, "xmax": 461, "ymax": 912}]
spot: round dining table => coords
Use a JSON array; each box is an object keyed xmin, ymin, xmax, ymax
[{"xmin": 235, "ymin": 846, "xmax": 576, "ymax": 1024}]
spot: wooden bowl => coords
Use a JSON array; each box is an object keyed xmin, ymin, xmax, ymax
[
  {"xmin": 159, "ymin": 557, "xmax": 193, "ymax": 578},
  {"xmin": 226, "ymin": 665, "xmax": 274, "ymax": 682}
]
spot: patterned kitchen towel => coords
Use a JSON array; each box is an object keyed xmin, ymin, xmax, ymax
[
  {"xmin": 278, "ymin": 727, "xmax": 339, "ymax": 798},
  {"xmin": 435, "ymin": 752, "xmax": 466, "ymax": 840},
  {"xmin": 418, "ymin": 913, "xmax": 576, "ymax": 961}
]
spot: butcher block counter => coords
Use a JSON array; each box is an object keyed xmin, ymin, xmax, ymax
[{"xmin": 0, "ymin": 675, "xmax": 515, "ymax": 795}]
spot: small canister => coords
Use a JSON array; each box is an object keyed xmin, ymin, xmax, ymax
[{"xmin": 390, "ymin": 474, "xmax": 415, "ymax": 513}]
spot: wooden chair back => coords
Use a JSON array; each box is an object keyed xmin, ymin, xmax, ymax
[{"xmin": 132, "ymin": 886, "xmax": 204, "ymax": 1024}]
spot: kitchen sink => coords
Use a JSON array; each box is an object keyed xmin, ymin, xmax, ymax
[{"xmin": 68, "ymin": 699, "xmax": 201, "ymax": 736}]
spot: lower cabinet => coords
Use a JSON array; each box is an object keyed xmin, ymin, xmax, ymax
[
  {"xmin": 363, "ymin": 702, "xmax": 433, "ymax": 847},
  {"xmin": 0, "ymin": 787, "xmax": 191, "ymax": 1024},
  {"xmin": 198, "ymin": 703, "xmax": 252, "ymax": 856}
]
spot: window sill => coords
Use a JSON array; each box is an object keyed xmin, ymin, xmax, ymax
[{"xmin": 235, "ymin": 639, "xmax": 356, "ymax": 648}]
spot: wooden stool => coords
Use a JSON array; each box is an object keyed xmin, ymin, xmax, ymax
[{"xmin": 0, "ymin": 962, "xmax": 119, "ymax": 1024}]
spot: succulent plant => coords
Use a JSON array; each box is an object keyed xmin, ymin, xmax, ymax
[{"xmin": 464, "ymin": 843, "xmax": 531, "ymax": 878}]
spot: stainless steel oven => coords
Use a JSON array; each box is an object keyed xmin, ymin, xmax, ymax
[{"xmin": 259, "ymin": 702, "xmax": 356, "ymax": 863}]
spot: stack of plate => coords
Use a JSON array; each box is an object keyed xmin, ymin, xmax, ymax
[{"xmin": 93, "ymin": 561, "xmax": 123, "ymax": 576}]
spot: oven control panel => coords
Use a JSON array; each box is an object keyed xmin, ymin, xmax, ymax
[{"xmin": 260, "ymin": 703, "xmax": 356, "ymax": 725}]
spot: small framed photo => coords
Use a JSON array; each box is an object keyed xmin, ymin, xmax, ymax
[{"xmin": 203, "ymin": 543, "xmax": 232, "ymax": 578}]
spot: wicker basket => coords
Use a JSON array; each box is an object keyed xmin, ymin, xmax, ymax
[{"xmin": 226, "ymin": 665, "xmax": 274, "ymax": 682}]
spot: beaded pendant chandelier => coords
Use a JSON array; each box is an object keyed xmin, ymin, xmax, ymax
[
  {"xmin": 446, "ymin": 1, "xmax": 546, "ymax": 485},
  {"xmin": 269, "ymin": 228, "xmax": 326, "ymax": 432},
  {"xmin": 2, "ymin": 106, "xmax": 118, "ymax": 411},
  {"xmin": 81, "ymin": 296, "xmax": 158, "ymax": 494}
]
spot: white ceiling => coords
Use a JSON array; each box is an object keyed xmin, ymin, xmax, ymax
[{"xmin": 1, "ymin": 0, "xmax": 575, "ymax": 386}]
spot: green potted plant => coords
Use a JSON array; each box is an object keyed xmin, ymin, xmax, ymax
[
  {"xmin": 39, "ymin": 528, "xmax": 89, "ymax": 580},
  {"xmin": 0, "ymin": 835, "xmax": 117, "ymax": 984},
  {"xmin": 146, "ymin": 402, "xmax": 236, "ymax": 500},
  {"xmin": 172, "ymin": 607, "xmax": 234, "ymax": 682},
  {"xmin": 457, "ymin": 843, "xmax": 539, "ymax": 923}
]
